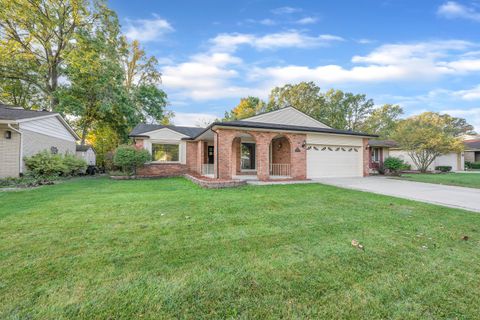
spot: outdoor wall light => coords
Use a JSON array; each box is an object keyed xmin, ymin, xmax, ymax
[{"xmin": 4, "ymin": 130, "xmax": 12, "ymax": 139}]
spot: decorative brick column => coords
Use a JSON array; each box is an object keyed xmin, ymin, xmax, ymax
[
  {"xmin": 134, "ymin": 139, "xmax": 144, "ymax": 149},
  {"xmin": 186, "ymin": 141, "xmax": 198, "ymax": 173},
  {"xmin": 363, "ymin": 138, "xmax": 370, "ymax": 177},
  {"xmin": 215, "ymin": 129, "xmax": 235, "ymax": 179},
  {"xmin": 288, "ymin": 133, "xmax": 307, "ymax": 180},
  {"xmin": 196, "ymin": 140, "xmax": 205, "ymax": 174}
]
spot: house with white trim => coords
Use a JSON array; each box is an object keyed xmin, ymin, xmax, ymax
[{"xmin": 0, "ymin": 104, "xmax": 79, "ymax": 178}]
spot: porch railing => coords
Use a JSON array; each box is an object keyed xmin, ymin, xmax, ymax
[
  {"xmin": 201, "ymin": 163, "xmax": 215, "ymax": 175},
  {"xmin": 270, "ymin": 163, "xmax": 291, "ymax": 176}
]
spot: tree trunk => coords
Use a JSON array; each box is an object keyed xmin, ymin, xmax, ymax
[{"xmin": 80, "ymin": 125, "xmax": 88, "ymax": 146}]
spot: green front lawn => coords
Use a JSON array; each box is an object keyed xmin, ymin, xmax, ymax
[
  {"xmin": 1, "ymin": 177, "xmax": 480, "ymax": 319},
  {"xmin": 397, "ymin": 172, "xmax": 480, "ymax": 189}
]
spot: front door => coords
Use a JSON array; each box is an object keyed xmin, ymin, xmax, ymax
[
  {"xmin": 241, "ymin": 143, "xmax": 256, "ymax": 170},
  {"xmin": 207, "ymin": 146, "xmax": 214, "ymax": 164}
]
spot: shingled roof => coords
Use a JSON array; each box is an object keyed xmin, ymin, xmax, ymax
[
  {"xmin": 368, "ymin": 140, "xmax": 399, "ymax": 147},
  {"xmin": 186, "ymin": 120, "xmax": 377, "ymax": 140},
  {"xmin": 129, "ymin": 124, "xmax": 205, "ymax": 138},
  {"xmin": 465, "ymin": 139, "xmax": 480, "ymax": 150},
  {"xmin": 0, "ymin": 104, "xmax": 57, "ymax": 121}
]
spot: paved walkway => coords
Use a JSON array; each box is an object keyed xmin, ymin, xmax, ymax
[{"xmin": 313, "ymin": 176, "xmax": 480, "ymax": 212}]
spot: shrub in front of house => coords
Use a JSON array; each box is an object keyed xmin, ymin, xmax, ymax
[
  {"xmin": 24, "ymin": 151, "xmax": 88, "ymax": 182},
  {"xmin": 113, "ymin": 145, "xmax": 151, "ymax": 175},
  {"xmin": 383, "ymin": 157, "xmax": 409, "ymax": 175},
  {"xmin": 465, "ymin": 161, "xmax": 480, "ymax": 170},
  {"xmin": 435, "ymin": 166, "xmax": 452, "ymax": 173},
  {"xmin": 24, "ymin": 151, "xmax": 68, "ymax": 179},
  {"xmin": 63, "ymin": 154, "xmax": 88, "ymax": 176}
]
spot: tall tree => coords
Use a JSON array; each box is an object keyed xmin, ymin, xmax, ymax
[
  {"xmin": 343, "ymin": 93, "xmax": 374, "ymax": 131},
  {"xmin": 224, "ymin": 96, "xmax": 266, "ymax": 120},
  {"xmin": 393, "ymin": 112, "xmax": 464, "ymax": 172},
  {"xmin": 267, "ymin": 82, "xmax": 325, "ymax": 119},
  {"xmin": 439, "ymin": 114, "xmax": 476, "ymax": 137},
  {"xmin": 359, "ymin": 104, "xmax": 403, "ymax": 138},
  {"xmin": 56, "ymin": 7, "xmax": 125, "ymax": 145},
  {"xmin": 0, "ymin": 0, "xmax": 96, "ymax": 110},
  {"xmin": 120, "ymin": 39, "xmax": 168, "ymax": 124}
]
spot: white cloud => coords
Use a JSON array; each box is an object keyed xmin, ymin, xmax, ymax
[
  {"xmin": 451, "ymin": 85, "xmax": 480, "ymax": 100},
  {"xmin": 248, "ymin": 40, "xmax": 480, "ymax": 86},
  {"xmin": 296, "ymin": 17, "xmax": 318, "ymax": 25},
  {"xmin": 161, "ymin": 52, "xmax": 265, "ymax": 100},
  {"xmin": 437, "ymin": 1, "xmax": 480, "ymax": 21},
  {"xmin": 356, "ymin": 38, "xmax": 376, "ymax": 44},
  {"xmin": 271, "ymin": 6, "xmax": 302, "ymax": 15},
  {"xmin": 210, "ymin": 31, "xmax": 344, "ymax": 52},
  {"xmin": 172, "ymin": 112, "xmax": 220, "ymax": 127},
  {"xmin": 259, "ymin": 18, "xmax": 276, "ymax": 26},
  {"xmin": 124, "ymin": 15, "xmax": 173, "ymax": 42}
]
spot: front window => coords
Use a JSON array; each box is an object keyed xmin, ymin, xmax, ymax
[
  {"xmin": 371, "ymin": 148, "xmax": 379, "ymax": 162},
  {"xmin": 152, "ymin": 143, "xmax": 179, "ymax": 162}
]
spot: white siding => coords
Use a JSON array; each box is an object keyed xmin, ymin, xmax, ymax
[
  {"xmin": 141, "ymin": 128, "xmax": 187, "ymax": 165},
  {"xmin": 76, "ymin": 148, "xmax": 96, "ymax": 166},
  {"xmin": 306, "ymin": 133, "xmax": 364, "ymax": 178},
  {"xmin": 244, "ymin": 107, "xmax": 330, "ymax": 128},
  {"xmin": 307, "ymin": 133, "xmax": 363, "ymax": 147},
  {"xmin": 389, "ymin": 150, "xmax": 464, "ymax": 171},
  {"xmin": 19, "ymin": 116, "xmax": 76, "ymax": 142}
]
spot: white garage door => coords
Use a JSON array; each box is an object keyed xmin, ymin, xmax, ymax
[{"xmin": 307, "ymin": 146, "xmax": 362, "ymax": 178}]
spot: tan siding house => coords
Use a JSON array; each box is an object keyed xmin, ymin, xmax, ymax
[{"xmin": 0, "ymin": 104, "xmax": 79, "ymax": 178}]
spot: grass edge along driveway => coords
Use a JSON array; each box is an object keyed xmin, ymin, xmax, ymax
[{"xmin": 396, "ymin": 172, "xmax": 480, "ymax": 189}]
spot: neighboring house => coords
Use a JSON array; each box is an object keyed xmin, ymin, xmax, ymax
[
  {"xmin": 76, "ymin": 145, "xmax": 96, "ymax": 166},
  {"xmin": 130, "ymin": 107, "xmax": 377, "ymax": 180},
  {"xmin": 0, "ymin": 104, "xmax": 79, "ymax": 178},
  {"xmin": 464, "ymin": 139, "xmax": 480, "ymax": 163},
  {"xmin": 368, "ymin": 139, "xmax": 464, "ymax": 172}
]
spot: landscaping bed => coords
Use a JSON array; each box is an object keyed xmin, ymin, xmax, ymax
[{"xmin": 1, "ymin": 177, "xmax": 480, "ymax": 318}]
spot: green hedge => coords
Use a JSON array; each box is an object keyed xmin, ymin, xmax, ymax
[
  {"xmin": 465, "ymin": 161, "xmax": 480, "ymax": 169},
  {"xmin": 435, "ymin": 166, "xmax": 452, "ymax": 172},
  {"xmin": 24, "ymin": 151, "xmax": 87, "ymax": 179}
]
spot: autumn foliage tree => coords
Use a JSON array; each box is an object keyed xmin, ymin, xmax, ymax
[
  {"xmin": 224, "ymin": 96, "xmax": 266, "ymax": 120},
  {"xmin": 393, "ymin": 112, "xmax": 464, "ymax": 172}
]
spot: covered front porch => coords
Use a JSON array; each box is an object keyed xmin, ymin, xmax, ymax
[{"xmin": 188, "ymin": 127, "xmax": 307, "ymax": 181}]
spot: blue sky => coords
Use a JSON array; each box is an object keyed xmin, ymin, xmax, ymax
[{"xmin": 110, "ymin": 0, "xmax": 480, "ymax": 130}]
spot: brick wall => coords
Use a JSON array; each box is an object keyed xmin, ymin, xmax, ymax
[
  {"xmin": 271, "ymin": 136, "xmax": 291, "ymax": 164},
  {"xmin": 0, "ymin": 125, "xmax": 20, "ymax": 178},
  {"xmin": 137, "ymin": 163, "xmax": 188, "ymax": 176},
  {"xmin": 134, "ymin": 139, "xmax": 144, "ymax": 149},
  {"xmin": 215, "ymin": 128, "xmax": 307, "ymax": 181},
  {"xmin": 363, "ymin": 138, "xmax": 370, "ymax": 177},
  {"xmin": 186, "ymin": 141, "xmax": 198, "ymax": 173}
]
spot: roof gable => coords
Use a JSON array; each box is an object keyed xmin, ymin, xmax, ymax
[
  {"xmin": 129, "ymin": 124, "xmax": 204, "ymax": 138},
  {"xmin": 242, "ymin": 107, "xmax": 330, "ymax": 128}
]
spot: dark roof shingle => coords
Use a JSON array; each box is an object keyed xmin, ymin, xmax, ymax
[
  {"xmin": 465, "ymin": 139, "xmax": 480, "ymax": 150},
  {"xmin": 187, "ymin": 120, "xmax": 377, "ymax": 139},
  {"xmin": 0, "ymin": 104, "xmax": 57, "ymax": 120},
  {"xmin": 129, "ymin": 124, "xmax": 205, "ymax": 138},
  {"xmin": 368, "ymin": 140, "xmax": 399, "ymax": 147}
]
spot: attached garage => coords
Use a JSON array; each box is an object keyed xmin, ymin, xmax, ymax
[{"xmin": 306, "ymin": 133, "xmax": 364, "ymax": 178}]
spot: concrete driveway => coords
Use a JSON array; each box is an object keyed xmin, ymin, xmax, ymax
[{"xmin": 314, "ymin": 176, "xmax": 480, "ymax": 212}]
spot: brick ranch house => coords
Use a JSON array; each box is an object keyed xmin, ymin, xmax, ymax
[{"xmin": 129, "ymin": 107, "xmax": 378, "ymax": 181}]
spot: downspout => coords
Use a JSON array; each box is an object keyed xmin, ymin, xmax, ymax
[
  {"xmin": 211, "ymin": 128, "xmax": 219, "ymax": 179},
  {"xmin": 8, "ymin": 123, "xmax": 23, "ymax": 176}
]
